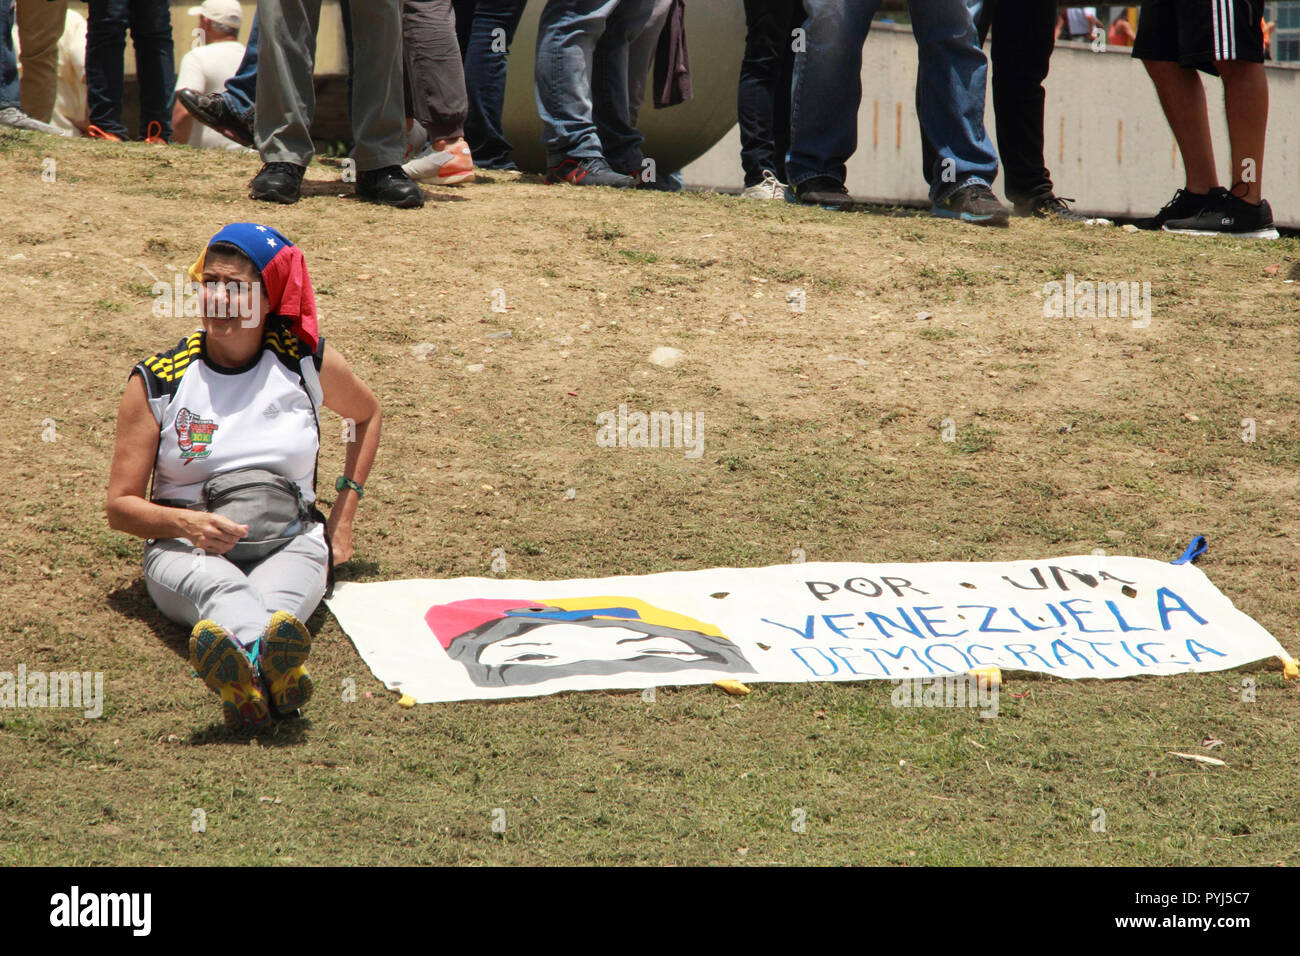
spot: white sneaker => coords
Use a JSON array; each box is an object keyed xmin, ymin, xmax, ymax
[
  {"xmin": 0, "ymin": 107, "xmax": 72, "ymax": 137},
  {"xmin": 403, "ymin": 118, "xmax": 428, "ymax": 160},
  {"xmin": 741, "ymin": 169, "xmax": 786, "ymax": 200},
  {"xmin": 401, "ymin": 137, "xmax": 475, "ymax": 185}
]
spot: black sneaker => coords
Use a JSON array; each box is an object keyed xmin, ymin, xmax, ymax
[
  {"xmin": 356, "ymin": 165, "xmax": 426, "ymax": 208},
  {"xmin": 1142, "ymin": 187, "xmax": 1224, "ymax": 230},
  {"xmin": 545, "ymin": 156, "xmax": 637, "ymax": 188},
  {"xmin": 249, "ymin": 162, "xmax": 305, "ymax": 204},
  {"xmin": 1016, "ymin": 194, "xmax": 1111, "ymax": 225},
  {"xmin": 177, "ymin": 89, "xmax": 254, "ymax": 148},
  {"xmin": 932, "ymin": 183, "xmax": 1010, "ymax": 226},
  {"xmin": 792, "ymin": 176, "xmax": 853, "ymax": 210},
  {"xmin": 614, "ymin": 163, "xmax": 685, "ymax": 192},
  {"xmin": 1163, "ymin": 191, "xmax": 1280, "ymax": 239}
]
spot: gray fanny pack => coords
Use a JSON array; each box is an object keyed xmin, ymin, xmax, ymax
[{"xmin": 195, "ymin": 468, "xmax": 312, "ymax": 562}]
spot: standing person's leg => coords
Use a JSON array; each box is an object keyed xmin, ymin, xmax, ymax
[
  {"xmin": 1218, "ymin": 60, "xmax": 1267, "ymax": 204},
  {"xmin": 0, "ymin": 0, "xmax": 70, "ymax": 131},
  {"xmin": 223, "ymin": 13, "xmax": 259, "ymax": 119},
  {"xmin": 85, "ymin": 0, "xmax": 132, "ymax": 138},
  {"xmin": 1131, "ymin": 0, "xmax": 1223, "ymax": 227},
  {"xmin": 1142, "ymin": 62, "xmax": 1216, "ymax": 191},
  {"xmin": 452, "ymin": 0, "xmax": 476, "ymax": 55},
  {"xmin": 0, "ymin": 0, "xmax": 20, "ymax": 111},
  {"xmin": 624, "ymin": 0, "xmax": 678, "ymax": 188},
  {"xmin": 340, "ymin": 0, "xmax": 354, "ymax": 121},
  {"xmin": 787, "ymin": 0, "xmax": 878, "ymax": 205},
  {"xmin": 403, "ymin": 0, "xmax": 469, "ymax": 143},
  {"xmin": 401, "ymin": 0, "xmax": 475, "ymax": 183},
  {"xmin": 347, "ymin": 0, "xmax": 407, "ymax": 170},
  {"xmin": 739, "ymin": 0, "xmax": 790, "ymax": 189},
  {"xmin": 535, "ymin": 0, "xmax": 607, "ymax": 165},
  {"xmin": 988, "ymin": 0, "xmax": 1056, "ymax": 209},
  {"xmin": 1153, "ymin": 0, "xmax": 1275, "ymax": 237},
  {"xmin": 15, "ymin": 0, "xmax": 68, "ymax": 123},
  {"xmin": 772, "ymin": 0, "xmax": 801, "ymax": 185},
  {"xmin": 592, "ymin": 0, "xmax": 657, "ymax": 176},
  {"xmin": 254, "ymin": 0, "xmax": 320, "ymax": 168},
  {"xmin": 128, "ymin": 0, "xmax": 175, "ymax": 140},
  {"xmin": 462, "ymin": 0, "xmax": 527, "ymax": 168},
  {"xmin": 348, "ymin": 0, "xmax": 424, "ymax": 205},
  {"xmin": 534, "ymin": 0, "xmax": 635, "ymax": 184},
  {"xmin": 625, "ymin": 0, "xmax": 670, "ymax": 124},
  {"xmin": 909, "ymin": 0, "xmax": 999, "ymax": 202}
]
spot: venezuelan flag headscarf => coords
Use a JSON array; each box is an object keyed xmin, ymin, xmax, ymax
[{"xmin": 188, "ymin": 223, "xmax": 318, "ymax": 350}]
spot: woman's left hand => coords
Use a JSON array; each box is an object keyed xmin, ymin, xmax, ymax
[{"xmin": 327, "ymin": 515, "xmax": 354, "ymax": 566}]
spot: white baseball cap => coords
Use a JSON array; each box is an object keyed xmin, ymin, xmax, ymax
[{"xmin": 188, "ymin": 0, "xmax": 242, "ymax": 31}]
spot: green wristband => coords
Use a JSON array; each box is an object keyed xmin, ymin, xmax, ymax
[{"xmin": 335, "ymin": 476, "xmax": 364, "ymax": 498}]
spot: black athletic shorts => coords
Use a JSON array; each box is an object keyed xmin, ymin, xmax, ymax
[{"xmin": 1132, "ymin": 0, "xmax": 1264, "ymax": 72}]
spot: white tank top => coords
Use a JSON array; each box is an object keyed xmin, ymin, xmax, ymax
[{"xmin": 133, "ymin": 323, "xmax": 323, "ymax": 505}]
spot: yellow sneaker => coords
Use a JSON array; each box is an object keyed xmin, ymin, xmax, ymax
[
  {"xmin": 258, "ymin": 611, "xmax": 314, "ymax": 712},
  {"xmin": 189, "ymin": 621, "xmax": 270, "ymax": 731}
]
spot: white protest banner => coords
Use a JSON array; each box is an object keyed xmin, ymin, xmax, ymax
[{"xmin": 324, "ymin": 549, "xmax": 1292, "ymax": 703}]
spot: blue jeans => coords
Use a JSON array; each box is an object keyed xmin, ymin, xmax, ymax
[
  {"xmin": 1, "ymin": 0, "xmax": 19, "ymax": 110},
  {"xmin": 221, "ymin": 13, "xmax": 259, "ymax": 119},
  {"xmin": 591, "ymin": 0, "xmax": 656, "ymax": 172},
  {"xmin": 462, "ymin": 0, "xmax": 528, "ymax": 168},
  {"xmin": 86, "ymin": 0, "xmax": 175, "ymax": 138},
  {"xmin": 534, "ymin": 0, "xmax": 656, "ymax": 168},
  {"xmin": 787, "ymin": 0, "xmax": 998, "ymax": 200}
]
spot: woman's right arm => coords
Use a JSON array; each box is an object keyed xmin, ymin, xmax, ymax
[{"xmin": 105, "ymin": 374, "xmax": 247, "ymax": 553}]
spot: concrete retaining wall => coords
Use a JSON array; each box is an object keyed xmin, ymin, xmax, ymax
[{"xmin": 682, "ymin": 23, "xmax": 1300, "ymax": 227}]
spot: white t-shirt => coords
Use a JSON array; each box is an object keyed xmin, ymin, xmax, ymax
[
  {"xmin": 174, "ymin": 39, "xmax": 246, "ymax": 150},
  {"xmin": 135, "ymin": 325, "xmax": 323, "ymax": 505}
]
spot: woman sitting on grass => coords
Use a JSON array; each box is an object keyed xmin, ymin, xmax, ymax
[{"xmin": 107, "ymin": 223, "xmax": 381, "ymax": 731}]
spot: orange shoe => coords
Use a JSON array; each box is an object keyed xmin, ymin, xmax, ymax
[
  {"xmin": 143, "ymin": 120, "xmax": 168, "ymax": 145},
  {"xmin": 86, "ymin": 124, "xmax": 124, "ymax": 142},
  {"xmin": 402, "ymin": 136, "xmax": 475, "ymax": 185}
]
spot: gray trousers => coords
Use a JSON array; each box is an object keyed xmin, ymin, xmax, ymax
[
  {"xmin": 626, "ymin": 0, "xmax": 672, "ymax": 123},
  {"xmin": 256, "ymin": 0, "xmax": 407, "ymax": 169},
  {"xmin": 403, "ymin": 0, "xmax": 468, "ymax": 142},
  {"xmin": 144, "ymin": 525, "xmax": 329, "ymax": 651}
]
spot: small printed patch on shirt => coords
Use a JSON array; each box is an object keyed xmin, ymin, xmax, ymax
[
  {"xmin": 263, "ymin": 402, "xmax": 281, "ymax": 418},
  {"xmin": 176, "ymin": 408, "xmax": 218, "ymax": 461}
]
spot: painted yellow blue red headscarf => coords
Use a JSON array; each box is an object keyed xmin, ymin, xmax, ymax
[{"xmin": 188, "ymin": 223, "xmax": 319, "ymax": 350}]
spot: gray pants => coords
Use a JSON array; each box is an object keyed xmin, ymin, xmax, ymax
[
  {"xmin": 626, "ymin": 0, "xmax": 672, "ymax": 123},
  {"xmin": 255, "ymin": 0, "xmax": 407, "ymax": 169},
  {"xmin": 403, "ymin": 0, "xmax": 468, "ymax": 143},
  {"xmin": 144, "ymin": 525, "xmax": 329, "ymax": 651}
]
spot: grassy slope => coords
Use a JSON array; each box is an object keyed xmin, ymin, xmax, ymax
[{"xmin": 0, "ymin": 131, "xmax": 1297, "ymax": 865}]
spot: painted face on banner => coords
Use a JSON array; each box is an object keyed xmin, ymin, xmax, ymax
[{"xmin": 424, "ymin": 597, "xmax": 755, "ymax": 687}]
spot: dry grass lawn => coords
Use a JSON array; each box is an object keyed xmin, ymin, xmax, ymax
[{"xmin": 1, "ymin": 130, "xmax": 1298, "ymax": 865}]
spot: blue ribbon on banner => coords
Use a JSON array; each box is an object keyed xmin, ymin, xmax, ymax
[{"xmin": 1171, "ymin": 536, "xmax": 1208, "ymax": 565}]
